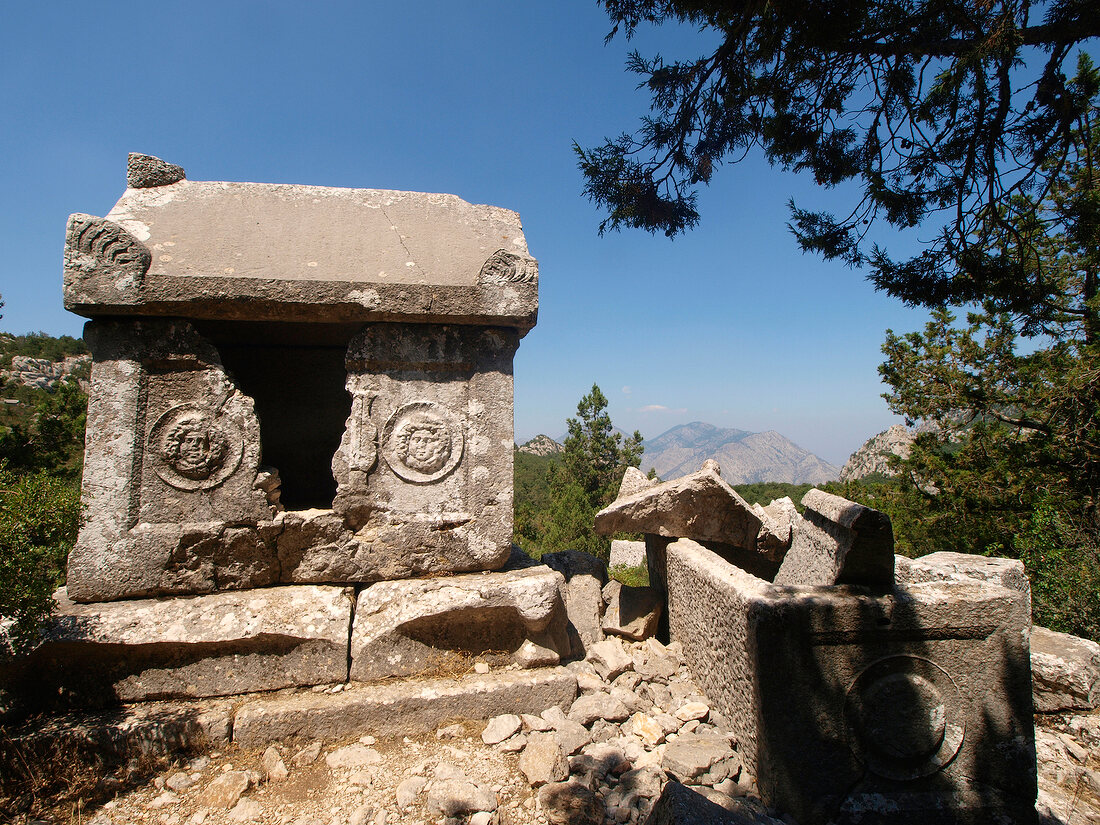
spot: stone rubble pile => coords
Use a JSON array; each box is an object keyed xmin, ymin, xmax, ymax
[{"xmin": 81, "ymin": 635, "xmax": 788, "ymax": 825}]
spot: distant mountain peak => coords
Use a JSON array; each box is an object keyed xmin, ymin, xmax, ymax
[
  {"xmin": 641, "ymin": 422, "xmax": 838, "ymax": 484},
  {"xmin": 517, "ymin": 434, "xmax": 563, "ymax": 457}
]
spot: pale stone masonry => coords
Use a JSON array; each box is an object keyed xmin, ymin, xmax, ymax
[{"xmin": 64, "ymin": 154, "xmax": 537, "ymax": 602}]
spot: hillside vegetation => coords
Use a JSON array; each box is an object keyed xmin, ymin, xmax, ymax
[{"xmin": 0, "ymin": 330, "xmax": 87, "ymax": 657}]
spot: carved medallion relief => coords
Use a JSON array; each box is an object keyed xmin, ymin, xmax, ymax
[
  {"xmin": 381, "ymin": 402, "xmax": 464, "ymax": 484},
  {"xmin": 844, "ymin": 655, "xmax": 965, "ymax": 781},
  {"xmin": 148, "ymin": 403, "xmax": 244, "ymax": 491}
]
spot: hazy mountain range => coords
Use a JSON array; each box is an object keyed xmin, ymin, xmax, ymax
[
  {"xmin": 639, "ymin": 422, "xmax": 839, "ymax": 484},
  {"xmin": 518, "ymin": 421, "xmax": 840, "ymax": 484}
]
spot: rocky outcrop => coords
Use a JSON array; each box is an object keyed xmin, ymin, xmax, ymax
[
  {"xmin": 2, "ymin": 354, "xmax": 90, "ymax": 390},
  {"xmin": 518, "ymin": 434, "xmax": 564, "ymax": 456},
  {"xmin": 839, "ymin": 424, "xmax": 914, "ymax": 481}
]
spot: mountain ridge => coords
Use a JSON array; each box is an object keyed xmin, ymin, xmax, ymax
[{"xmin": 640, "ymin": 421, "xmax": 839, "ymax": 484}]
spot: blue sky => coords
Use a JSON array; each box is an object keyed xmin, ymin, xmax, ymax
[{"xmin": 0, "ymin": 1, "xmax": 943, "ymax": 466}]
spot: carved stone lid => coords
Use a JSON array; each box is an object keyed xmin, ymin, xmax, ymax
[{"xmin": 63, "ymin": 158, "xmax": 538, "ymax": 332}]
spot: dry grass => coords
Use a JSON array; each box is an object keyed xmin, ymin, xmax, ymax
[{"xmin": 0, "ymin": 723, "xmax": 199, "ymax": 824}]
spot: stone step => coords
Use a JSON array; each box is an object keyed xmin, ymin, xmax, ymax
[{"xmin": 232, "ymin": 668, "xmax": 578, "ymax": 748}]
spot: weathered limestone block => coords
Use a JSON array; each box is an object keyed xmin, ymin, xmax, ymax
[
  {"xmin": 594, "ymin": 462, "xmax": 761, "ymax": 551},
  {"xmin": 328, "ymin": 323, "xmax": 518, "ymax": 577},
  {"xmin": 601, "ymin": 580, "xmax": 662, "ymax": 641},
  {"xmin": 350, "ymin": 566, "xmax": 570, "ymax": 680},
  {"xmin": 65, "ymin": 172, "xmax": 538, "ymax": 329},
  {"xmin": 751, "ymin": 496, "xmax": 798, "ymax": 557},
  {"xmin": 232, "ymin": 669, "xmax": 578, "ymax": 748},
  {"xmin": 1030, "ymin": 626, "xmax": 1100, "ymax": 712},
  {"xmin": 66, "ymin": 319, "xmax": 278, "ymax": 602},
  {"xmin": 4, "ymin": 586, "xmax": 352, "ymax": 708},
  {"xmin": 773, "ymin": 488, "xmax": 894, "ymax": 588},
  {"xmin": 618, "ymin": 466, "xmax": 658, "ymax": 499},
  {"xmin": 609, "ymin": 539, "xmax": 646, "ymax": 569},
  {"xmin": 895, "ymin": 550, "xmax": 1030, "ymax": 597},
  {"xmin": 666, "ymin": 538, "xmax": 1036, "ymax": 825},
  {"xmin": 541, "ymin": 550, "xmax": 608, "ymax": 655}
]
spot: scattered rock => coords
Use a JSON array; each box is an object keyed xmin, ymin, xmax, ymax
[
  {"xmin": 260, "ymin": 746, "xmax": 289, "ymax": 782},
  {"xmin": 569, "ymin": 692, "xmax": 630, "ymax": 725},
  {"xmin": 396, "ymin": 776, "xmax": 427, "ymax": 809},
  {"xmin": 424, "ymin": 778, "xmax": 497, "ymax": 817},
  {"xmin": 662, "ymin": 734, "xmax": 737, "ymax": 782},
  {"xmin": 228, "ymin": 797, "xmax": 264, "ymax": 822},
  {"xmin": 482, "ymin": 713, "xmax": 523, "ymax": 745},
  {"xmin": 326, "ymin": 744, "xmax": 382, "ymax": 769},
  {"xmin": 550, "ymin": 718, "xmax": 592, "ymax": 755},
  {"xmin": 291, "ymin": 741, "xmax": 323, "ymax": 766},
  {"xmin": 585, "ymin": 638, "xmax": 634, "ymax": 680},
  {"xmin": 195, "ymin": 771, "xmax": 249, "ymax": 809},
  {"xmin": 165, "ymin": 771, "xmax": 196, "ymax": 791},
  {"xmin": 519, "ymin": 731, "xmax": 569, "ymax": 786}
]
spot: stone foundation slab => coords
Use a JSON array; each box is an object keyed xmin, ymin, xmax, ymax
[{"xmin": 232, "ymin": 668, "xmax": 578, "ymax": 748}]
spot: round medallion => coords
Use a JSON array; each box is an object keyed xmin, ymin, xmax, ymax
[
  {"xmin": 148, "ymin": 404, "xmax": 244, "ymax": 491},
  {"xmin": 844, "ymin": 655, "xmax": 964, "ymax": 781},
  {"xmin": 381, "ymin": 401, "xmax": 464, "ymax": 483}
]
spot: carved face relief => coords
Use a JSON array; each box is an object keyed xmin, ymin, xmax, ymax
[
  {"xmin": 149, "ymin": 405, "xmax": 244, "ymax": 490},
  {"xmin": 382, "ymin": 402, "xmax": 464, "ymax": 483}
]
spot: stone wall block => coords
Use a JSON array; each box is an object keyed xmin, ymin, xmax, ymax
[
  {"xmin": 66, "ymin": 319, "xmax": 278, "ymax": 602},
  {"xmin": 350, "ymin": 565, "xmax": 571, "ymax": 680},
  {"xmin": 2, "ymin": 585, "xmax": 353, "ymax": 709},
  {"xmin": 773, "ymin": 488, "xmax": 894, "ymax": 587},
  {"xmin": 666, "ymin": 538, "xmax": 1036, "ymax": 825}
]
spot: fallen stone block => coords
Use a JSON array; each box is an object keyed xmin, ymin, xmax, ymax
[
  {"xmin": 773, "ymin": 488, "xmax": 894, "ymax": 587},
  {"xmin": 602, "ymin": 580, "xmax": 662, "ymax": 641},
  {"xmin": 4, "ymin": 585, "xmax": 353, "ymax": 709},
  {"xmin": 231, "ymin": 668, "xmax": 577, "ymax": 748},
  {"xmin": 594, "ymin": 462, "xmax": 761, "ymax": 551},
  {"xmin": 646, "ymin": 780, "xmax": 782, "ymax": 824},
  {"xmin": 1031, "ymin": 626, "xmax": 1100, "ymax": 712},
  {"xmin": 751, "ymin": 497, "xmax": 797, "ymax": 557},
  {"xmin": 666, "ymin": 537, "xmax": 1035, "ymax": 825},
  {"xmin": 541, "ymin": 550, "xmax": 608, "ymax": 655},
  {"xmin": 350, "ymin": 565, "xmax": 569, "ymax": 680}
]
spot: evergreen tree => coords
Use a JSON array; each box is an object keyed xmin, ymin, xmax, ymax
[
  {"xmin": 865, "ymin": 105, "xmax": 1100, "ymax": 638},
  {"xmin": 542, "ymin": 384, "xmax": 644, "ymax": 558},
  {"xmin": 577, "ymin": 1, "xmax": 1099, "ymax": 311}
]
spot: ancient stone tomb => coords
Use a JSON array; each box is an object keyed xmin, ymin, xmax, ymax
[
  {"xmin": 595, "ymin": 463, "xmax": 1037, "ymax": 824},
  {"xmin": 65, "ymin": 154, "xmax": 538, "ymax": 603}
]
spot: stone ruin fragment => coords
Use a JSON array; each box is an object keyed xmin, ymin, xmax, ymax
[
  {"xmin": 594, "ymin": 459, "xmax": 1037, "ymax": 824},
  {"xmin": 65, "ymin": 155, "xmax": 538, "ymax": 601},
  {"xmin": 3, "ymin": 154, "xmax": 580, "ymax": 712}
]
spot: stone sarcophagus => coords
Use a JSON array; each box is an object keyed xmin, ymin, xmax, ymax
[{"xmin": 65, "ymin": 155, "xmax": 538, "ymax": 602}]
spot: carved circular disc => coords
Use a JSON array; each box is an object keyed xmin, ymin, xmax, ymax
[
  {"xmin": 845, "ymin": 655, "xmax": 964, "ymax": 781},
  {"xmin": 148, "ymin": 404, "xmax": 244, "ymax": 491},
  {"xmin": 381, "ymin": 401, "xmax": 464, "ymax": 484}
]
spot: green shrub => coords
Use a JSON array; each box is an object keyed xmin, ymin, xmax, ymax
[{"xmin": 0, "ymin": 464, "xmax": 82, "ymax": 658}]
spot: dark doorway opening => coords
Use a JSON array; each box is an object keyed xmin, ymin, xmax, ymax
[{"xmin": 196, "ymin": 321, "xmax": 359, "ymax": 510}]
